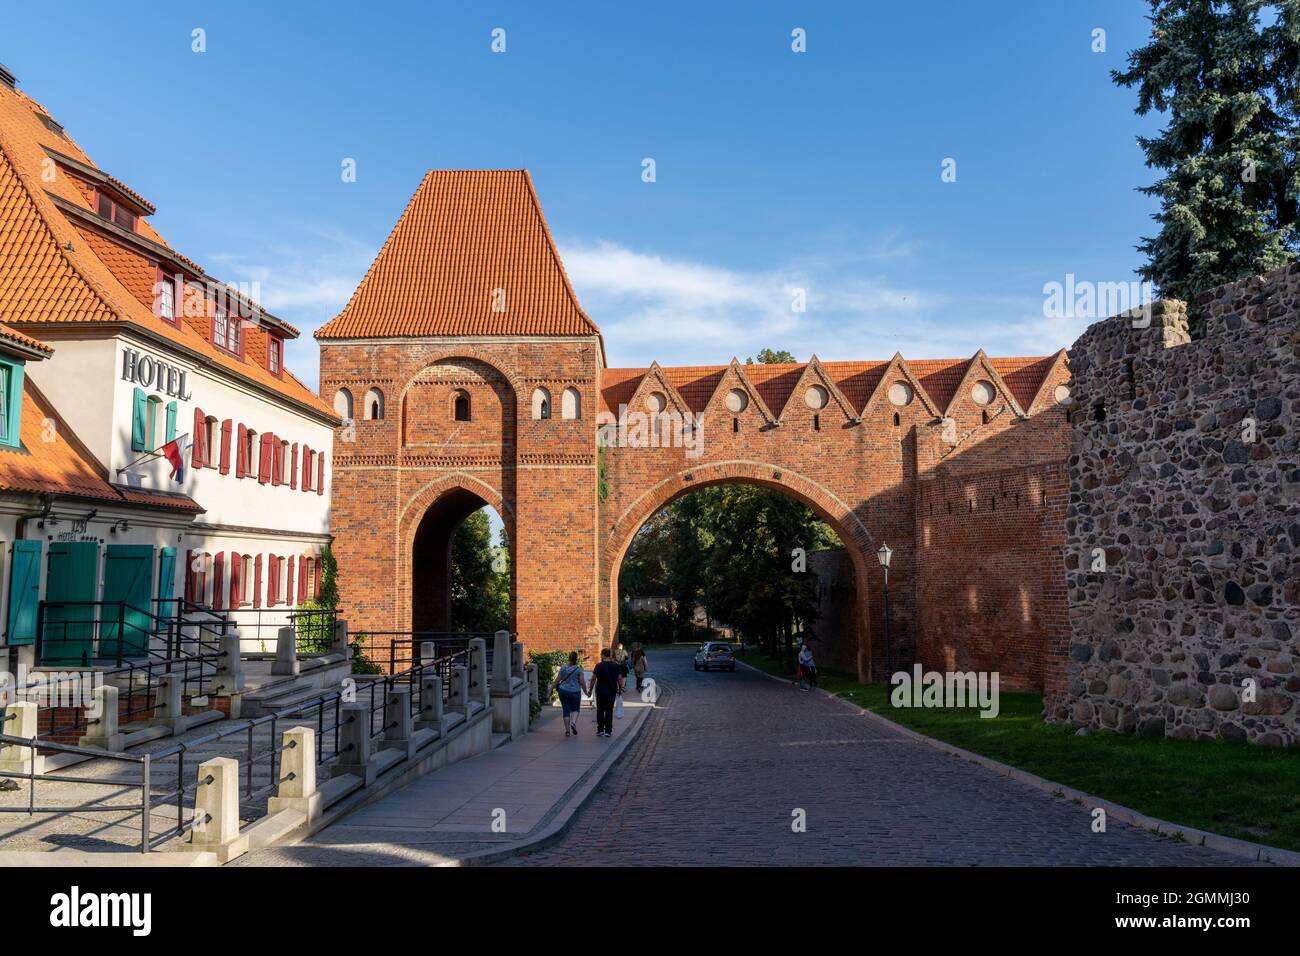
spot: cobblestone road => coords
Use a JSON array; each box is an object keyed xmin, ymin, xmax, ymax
[{"xmin": 500, "ymin": 650, "xmax": 1256, "ymax": 866}]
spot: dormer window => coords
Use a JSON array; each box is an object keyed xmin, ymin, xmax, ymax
[
  {"xmin": 268, "ymin": 336, "xmax": 282, "ymax": 376},
  {"xmin": 155, "ymin": 270, "xmax": 175, "ymax": 323},
  {"xmin": 212, "ymin": 306, "xmax": 241, "ymax": 356},
  {"xmin": 95, "ymin": 190, "xmax": 136, "ymax": 232}
]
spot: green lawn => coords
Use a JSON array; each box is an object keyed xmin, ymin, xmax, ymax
[{"xmin": 740, "ymin": 653, "xmax": 1300, "ymax": 853}]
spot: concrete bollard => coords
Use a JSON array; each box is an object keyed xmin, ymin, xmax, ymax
[
  {"xmin": 0, "ymin": 701, "xmax": 44, "ymax": 775},
  {"xmin": 468, "ymin": 638, "xmax": 489, "ymax": 706},
  {"xmin": 331, "ymin": 618, "xmax": 349, "ymax": 657},
  {"xmin": 272, "ymin": 625, "xmax": 300, "ymax": 677},
  {"xmin": 266, "ymin": 726, "xmax": 321, "ymax": 822},
  {"xmin": 151, "ymin": 674, "xmax": 189, "ymax": 733},
  {"xmin": 79, "ymin": 684, "xmax": 123, "ymax": 751},
  {"xmin": 447, "ymin": 666, "xmax": 468, "ymax": 714},
  {"xmin": 491, "ymin": 630, "xmax": 512, "ymax": 694},
  {"xmin": 383, "ymin": 685, "xmax": 415, "ymax": 757},
  {"xmin": 191, "ymin": 756, "xmax": 245, "ymax": 860},
  {"xmin": 511, "ymin": 641, "xmax": 525, "ymax": 680},
  {"xmin": 213, "ymin": 629, "xmax": 245, "ymax": 696},
  {"xmin": 526, "ymin": 664, "xmax": 539, "ymax": 706},
  {"xmin": 331, "ymin": 703, "xmax": 375, "ymax": 785},
  {"xmin": 418, "ymin": 671, "xmax": 446, "ymax": 734},
  {"xmin": 420, "ymin": 641, "xmax": 435, "ymax": 665}
]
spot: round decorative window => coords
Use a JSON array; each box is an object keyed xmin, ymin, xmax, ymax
[
  {"xmin": 804, "ymin": 385, "xmax": 829, "ymax": 410},
  {"xmin": 970, "ymin": 381, "xmax": 995, "ymax": 406},
  {"xmin": 725, "ymin": 388, "xmax": 748, "ymax": 413},
  {"xmin": 1053, "ymin": 384, "xmax": 1072, "ymax": 405},
  {"xmin": 887, "ymin": 382, "xmax": 913, "ymax": 407},
  {"xmin": 646, "ymin": 391, "xmax": 667, "ymax": 413}
]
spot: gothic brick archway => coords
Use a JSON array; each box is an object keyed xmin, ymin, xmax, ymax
[
  {"xmin": 317, "ymin": 169, "xmax": 1073, "ymax": 691},
  {"xmin": 600, "ymin": 461, "xmax": 876, "ymax": 680}
]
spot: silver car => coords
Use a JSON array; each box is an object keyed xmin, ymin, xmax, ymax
[{"xmin": 694, "ymin": 641, "xmax": 736, "ymax": 672}]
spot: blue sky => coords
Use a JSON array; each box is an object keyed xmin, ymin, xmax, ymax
[{"xmin": 6, "ymin": 1, "xmax": 1162, "ymax": 384}]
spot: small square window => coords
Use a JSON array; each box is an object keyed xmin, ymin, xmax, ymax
[{"xmin": 268, "ymin": 337, "xmax": 281, "ymax": 374}]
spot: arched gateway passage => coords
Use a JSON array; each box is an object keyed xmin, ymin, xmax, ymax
[
  {"xmin": 317, "ymin": 169, "xmax": 1071, "ymax": 693},
  {"xmin": 603, "ymin": 469, "xmax": 876, "ymax": 681}
]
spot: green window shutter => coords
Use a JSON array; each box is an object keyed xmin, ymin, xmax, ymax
[
  {"xmin": 7, "ymin": 539, "xmax": 42, "ymax": 645},
  {"xmin": 0, "ymin": 358, "xmax": 22, "ymax": 449},
  {"xmin": 165, "ymin": 401, "xmax": 178, "ymax": 442},
  {"xmin": 131, "ymin": 387, "xmax": 148, "ymax": 451}
]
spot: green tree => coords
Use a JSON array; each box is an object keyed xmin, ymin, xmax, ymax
[
  {"xmin": 746, "ymin": 348, "xmax": 796, "ymax": 364},
  {"xmin": 1114, "ymin": 0, "xmax": 1299, "ymax": 311},
  {"xmin": 449, "ymin": 509, "xmax": 510, "ymax": 632}
]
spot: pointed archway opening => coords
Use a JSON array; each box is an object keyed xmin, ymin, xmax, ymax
[
  {"xmin": 411, "ymin": 489, "xmax": 512, "ymax": 634},
  {"xmin": 613, "ymin": 480, "xmax": 870, "ymax": 678}
]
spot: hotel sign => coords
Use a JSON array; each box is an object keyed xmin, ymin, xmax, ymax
[{"xmin": 121, "ymin": 347, "xmax": 192, "ymax": 401}]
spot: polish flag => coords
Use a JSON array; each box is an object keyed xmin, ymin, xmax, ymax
[{"xmin": 160, "ymin": 437, "xmax": 187, "ymax": 484}]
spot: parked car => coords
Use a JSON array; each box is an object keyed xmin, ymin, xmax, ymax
[{"xmin": 694, "ymin": 641, "xmax": 736, "ymax": 672}]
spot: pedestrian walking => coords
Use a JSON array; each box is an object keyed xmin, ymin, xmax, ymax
[
  {"xmin": 797, "ymin": 643, "xmax": 817, "ymax": 691},
  {"xmin": 555, "ymin": 652, "xmax": 588, "ymax": 737},
  {"xmin": 614, "ymin": 641, "xmax": 630, "ymax": 687},
  {"xmin": 591, "ymin": 648, "xmax": 623, "ymax": 737},
  {"xmin": 631, "ymin": 642, "xmax": 649, "ymax": 691}
]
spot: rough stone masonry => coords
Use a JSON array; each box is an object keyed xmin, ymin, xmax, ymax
[{"xmin": 1056, "ymin": 261, "xmax": 1300, "ymax": 745}]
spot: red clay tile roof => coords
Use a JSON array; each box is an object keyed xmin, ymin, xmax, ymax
[
  {"xmin": 0, "ymin": 320, "xmax": 51, "ymax": 357},
  {"xmin": 0, "ymin": 379, "xmax": 200, "ymax": 512},
  {"xmin": 601, "ymin": 357, "xmax": 1060, "ymax": 418},
  {"xmin": 0, "ymin": 84, "xmax": 333, "ymax": 419},
  {"xmin": 316, "ymin": 170, "xmax": 600, "ymax": 340}
]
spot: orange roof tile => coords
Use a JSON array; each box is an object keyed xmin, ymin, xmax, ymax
[
  {"xmin": 0, "ymin": 84, "xmax": 334, "ymax": 420},
  {"xmin": 0, "ymin": 319, "xmax": 51, "ymax": 357},
  {"xmin": 316, "ymin": 170, "xmax": 600, "ymax": 340},
  {"xmin": 600, "ymin": 357, "xmax": 1060, "ymax": 418}
]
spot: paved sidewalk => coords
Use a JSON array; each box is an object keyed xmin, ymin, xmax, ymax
[{"xmin": 235, "ymin": 694, "xmax": 652, "ymax": 866}]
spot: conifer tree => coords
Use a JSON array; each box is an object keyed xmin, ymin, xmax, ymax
[{"xmin": 1115, "ymin": 0, "xmax": 1298, "ymax": 307}]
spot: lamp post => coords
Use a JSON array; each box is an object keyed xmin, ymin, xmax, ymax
[{"xmin": 875, "ymin": 543, "xmax": 892, "ymax": 683}]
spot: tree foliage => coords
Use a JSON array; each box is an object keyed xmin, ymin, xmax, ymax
[
  {"xmin": 449, "ymin": 509, "xmax": 510, "ymax": 632},
  {"xmin": 1115, "ymin": 0, "xmax": 1299, "ymax": 309}
]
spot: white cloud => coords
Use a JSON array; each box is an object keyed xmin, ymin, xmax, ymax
[{"xmin": 558, "ymin": 239, "xmax": 1076, "ymax": 367}]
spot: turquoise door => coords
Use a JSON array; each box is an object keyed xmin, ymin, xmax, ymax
[
  {"xmin": 157, "ymin": 547, "xmax": 177, "ymax": 618},
  {"xmin": 102, "ymin": 545, "xmax": 154, "ymax": 659},
  {"xmin": 6, "ymin": 540, "xmax": 42, "ymax": 646},
  {"xmin": 43, "ymin": 542, "xmax": 99, "ymax": 665}
]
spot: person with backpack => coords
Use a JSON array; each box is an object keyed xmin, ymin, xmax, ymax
[
  {"xmin": 631, "ymin": 643, "xmax": 649, "ymax": 692},
  {"xmin": 555, "ymin": 652, "xmax": 588, "ymax": 737}
]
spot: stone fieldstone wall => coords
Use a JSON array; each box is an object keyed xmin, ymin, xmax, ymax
[{"xmin": 1052, "ymin": 261, "xmax": 1300, "ymax": 745}]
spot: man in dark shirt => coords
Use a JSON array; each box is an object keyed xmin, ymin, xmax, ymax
[{"xmin": 591, "ymin": 648, "xmax": 623, "ymax": 737}]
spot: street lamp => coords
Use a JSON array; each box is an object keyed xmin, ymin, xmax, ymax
[{"xmin": 875, "ymin": 543, "xmax": 892, "ymax": 683}]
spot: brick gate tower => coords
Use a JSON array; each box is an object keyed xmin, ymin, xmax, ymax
[
  {"xmin": 317, "ymin": 170, "xmax": 605, "ymax": 651},
  {"xmin": 320, "ymin": 169, "xmax": 1074, "ymax": 687}
]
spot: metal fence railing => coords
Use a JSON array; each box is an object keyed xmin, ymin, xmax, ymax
[{"xmin": 348, "ymin": 632, "xmax": 492, "ymax": 675}]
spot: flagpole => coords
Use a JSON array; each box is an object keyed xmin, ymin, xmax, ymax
[{"xmin": 115, "ymin": 432, "xmax": 189, "ymax": 477}]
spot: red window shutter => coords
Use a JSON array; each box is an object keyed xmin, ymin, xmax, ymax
[
  {"xmin": 219, "ymin": 419, "xmax": 232, "ymax": 475},
  {"xmin": 285, "ymin": 557, "xmax": 295, "ymax": 608},
  {"xmin": 290, "ymin": 443, "xmax": 298, "ymax": 489},
  {"xmin": 274, "ymin": 437, "xmax": 283, "ymax": 485},
  {"xmin": 317, "ymin": 452, "xmax": 326, "ymax": 496},
  {"xmin": 184, "ymin": 549, "xmax": 198, "ymax": 603},
  {"xmin": 236, "ymin": 424, "xmax": 247, "ymax": 478},
  {"xmin": 253, "ymin": 554, "xmax": 263, "ymax": 608},
  {"xmin": 297, "ymin": 556, "xmax": 307, "ymax": 603},
  {"xmin": 191, "ymin": 408, "xmax": 206, "ymax": 466},
  {"xmin": 267, "ymin": 554, "xmax": 279, "ymax": 605},
  {"xmin": 229, "ymin": 553, "xmax": 242, "ymax": 607},
  {"xmin": 258, "ymin": 433, "xmax": 272, "ymax": 485},
  {"xmin": 212, "ymin": 552, "xmax": 225, "ymax": 610},
  {"xmin": 301, "ymin": 446, "xmax": 311, "ymax": 490},
  {"xmin": 314, "ymin": 557, "xmax": 322, "ymax": 599}
]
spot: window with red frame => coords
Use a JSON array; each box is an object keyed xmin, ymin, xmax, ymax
[
  {"xmin": 212, "ymin": 306, "xmax": 242, "ymax": 356},
  {"xmin": 155, "ymin": 269, "xmax": 176, "ymax": 323},
  {"xmin": 268, "ymin": 336, "xmax": 282, "ymax": 375}
]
